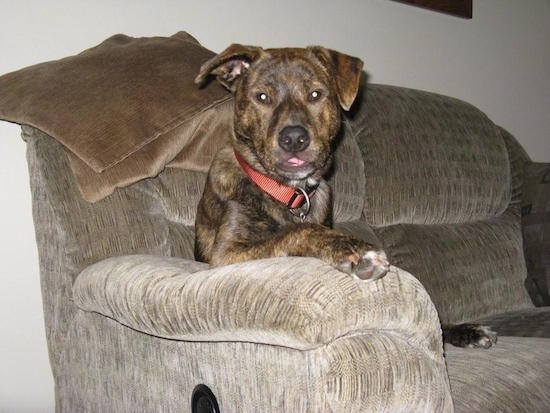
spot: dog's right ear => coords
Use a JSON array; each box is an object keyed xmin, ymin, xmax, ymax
[{"xmin": 195, "ymin": 44, "xmax": 264, "ymax": 91}]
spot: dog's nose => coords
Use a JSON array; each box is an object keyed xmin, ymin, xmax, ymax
[{"xmin": 278, "ymin": 126, "xmax": 310, "ymax": 153}]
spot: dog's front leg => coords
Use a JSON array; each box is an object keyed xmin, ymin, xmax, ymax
[{"xmin": 211, "ymin": 222, "xmax": 389, "ymax": 281}]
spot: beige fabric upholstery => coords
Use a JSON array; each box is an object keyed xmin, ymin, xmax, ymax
[
  {"xmin": 347, "ymin": 84, "xmax": 534, "ymax": 325},
  {"xmin": 445, "ymin": 338, "xmax": 550, "ymax": 412},
  {"xmin": 74, "ymin": 256, "xmax": 441, "ymax": 350},
  {"xmin": 60, "ymin": 311, "xmax": 450, "ymax": 412}
]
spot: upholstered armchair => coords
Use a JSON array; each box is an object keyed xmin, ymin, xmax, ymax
[{"xmin": 1, "ymin": 32, "xmax": 549, "ymax": 412}]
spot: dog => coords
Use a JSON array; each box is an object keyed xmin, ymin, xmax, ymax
[
  {"xmin": 193, "ymin": 44, "xmax": 389, "ymax": 281},
  {"xmin": 194, "ymin": 44, "xmax": 496, "ymax": 348}
]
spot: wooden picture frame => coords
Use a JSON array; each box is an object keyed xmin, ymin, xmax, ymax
[{"xmin": 392, "ymin": 0, "xmax": 472, "ymax": 19}]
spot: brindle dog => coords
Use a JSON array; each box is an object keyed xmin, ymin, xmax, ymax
[
  {"xmin": 194, "ymin": 44, "xmax": 389, "ymax": 281},
  {"xmin": 194, "ymin": 44, "xmax": 497, "ymax": 348}
]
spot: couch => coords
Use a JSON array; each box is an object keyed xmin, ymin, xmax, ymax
[{"xmin": 1, "ymin": 32, "xmax": 549, "ymax": 412}]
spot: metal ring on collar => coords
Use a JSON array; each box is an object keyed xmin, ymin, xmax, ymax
[{"xmin": 289, "ymin": 187, "xmax": 311, "ymax": 222}]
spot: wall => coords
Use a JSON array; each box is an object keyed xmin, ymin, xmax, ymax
[{"xmin": 0, "ymin": 0, "xmax": 548, "ymax": 411}]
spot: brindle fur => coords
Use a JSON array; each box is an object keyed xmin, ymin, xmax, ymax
[
  {"xmin": 193, "ymin": 44, "xmax": 498, "ymax": 347},
  {"xmin": 194, "ymin": 45, "xmax": 389, "ymax": 280}
]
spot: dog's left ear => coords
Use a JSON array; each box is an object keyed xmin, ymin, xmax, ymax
[
  {"xmin": 309, "ymin": 47, "xmax": 364, "ymax": 111},
  {"xmin": 195, "ymin": 44, "xmax": 264, "ymax": 91}
]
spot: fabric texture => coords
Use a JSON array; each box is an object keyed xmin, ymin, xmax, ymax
[
  {"xmin": 10, "ymin": 33, "xmax": 549, "ymax": 412},
  {"xmin": 475, "ymin": 307, "xmax": 550, "ymax": 338},
  {"xmin": 522, "ymin": 162, "xmax": 550, "ymax": 306},
  {"xmin": 372, "ymin": 213, "xmax": 532, "ymax": 323},
  {"xmin": 348, "ymin": 84, "xmax": 511, "ymax": 226},
  {"xmin": 74, "ymin": 256, "xmax": 441, "ymax": 350},
  {"xmin": 24, "ymin": 124, "xmax": 453, "ymax": 412},
  {"xmin": 346, "ymin": 84, "xmax": 534, "ymax": 324},
  {"xmin": 328, "ymin": 120, "xmax": 367, "ymax": 223},
  {"xmin": 67, "ymin": 98, "xmax": 233, "ymax": 202},
  {"xmin": 0, "ymin": 32, "xmax": 232, "ymax": 201},
  {"xmin": 445, "ymin": 337, "xmax": 550, "ymax": 412},
  {"xmin": 60, "ymin": 311, "xmax": 452, "ymax": 412}
]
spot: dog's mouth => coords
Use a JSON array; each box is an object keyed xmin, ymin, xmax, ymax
[
  {"xmin": 275, "ymin": 154, "xmax": 316, "ymax": 179},
  {"xmin": 286, "ymin": 156, "xmax": 307, "ymax": 167}
]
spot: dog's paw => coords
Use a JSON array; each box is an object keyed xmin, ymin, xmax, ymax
[
  {"xmin": 443, "ymin": 323, "xmax": 498, "ymax": 349},
  {"xmin": 338, "ymin": 249, "xmax": 390, "ymax": 282}
]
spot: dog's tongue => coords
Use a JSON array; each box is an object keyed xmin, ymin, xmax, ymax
[{"xmin": 287, "ymin": 156, "xmax": 305, "ymax": 167}]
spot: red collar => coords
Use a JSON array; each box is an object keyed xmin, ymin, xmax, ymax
[{"xmin": 234, "ymin": 151, "xmax": 317, "ymax": 210}]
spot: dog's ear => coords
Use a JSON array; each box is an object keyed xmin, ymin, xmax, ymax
[
  {"xmin": 195, "ymin": 44, "xmax": 264, "ymax": 91},
  {"xmin": 309, "ymin": 47, "xmax": 364, "ymax": 111}
]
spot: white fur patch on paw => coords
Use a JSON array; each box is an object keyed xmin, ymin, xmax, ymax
[
  {"xmin": 351, "ymin": 250, "xmax": 390, "ymax": 282},
  {"xmin": 467, "ymin": 325, "xmax": 498, "ymax": 349}
]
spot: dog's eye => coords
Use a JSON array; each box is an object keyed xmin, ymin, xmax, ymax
[
  {"xmin": 308, "ymin": 90, "xmax": 323, "ymax": 102},
  {"xmin": 256, "ymin": 92, "xmax": 271, "ymax": 104}
]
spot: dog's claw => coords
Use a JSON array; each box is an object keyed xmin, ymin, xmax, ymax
[{"xmin": 340, "ymin": 250, "xmax": 389, "ymax": 281}]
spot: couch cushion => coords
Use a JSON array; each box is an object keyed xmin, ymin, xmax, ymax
[
  {"xmin": 445, "ymin": 337, "xmax": 550, "ymax": 412},
  {"xmin": 345, "ymin": 84, "xmax": 534, "ymax": 322},
  {"xmin": 475, "ymin": 307, "xmax": 550, "ymax": 338},
  {"xmin": 522, "ymin": 162, "xmax": 550, "ymax": 306},
  {"xmin": 328, "ymin": 120, "xmax": 367, "ymax": 222},
  {"xmin": 349, "ymin": 84, "xmax": 511, "ymax": 226},
  {"xmin": 374, "ymin": 211, "xmax": 534, "ymax": 324}
]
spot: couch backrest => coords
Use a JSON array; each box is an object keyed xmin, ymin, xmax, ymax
[
  {"xmin": 349, "ymin": 84, "xmax": 512, "ymax": 226},
  {"xmin": 345, "ymin": 84, "xmax": 533, "ymax": 323}
]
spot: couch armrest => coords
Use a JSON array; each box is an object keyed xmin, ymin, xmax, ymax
[{"xmin": 73, "ymin": 254, "xmax": 443, "ymax": 351}]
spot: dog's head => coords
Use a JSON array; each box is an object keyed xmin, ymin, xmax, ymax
[{"xmin": 196, "ymin": 44, "xmax": 363, "ymax": 185}]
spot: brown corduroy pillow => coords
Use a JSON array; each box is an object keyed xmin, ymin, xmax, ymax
[{"xmin": 0, "ymin": 32, "xmax": 232, "ymax": 201}]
